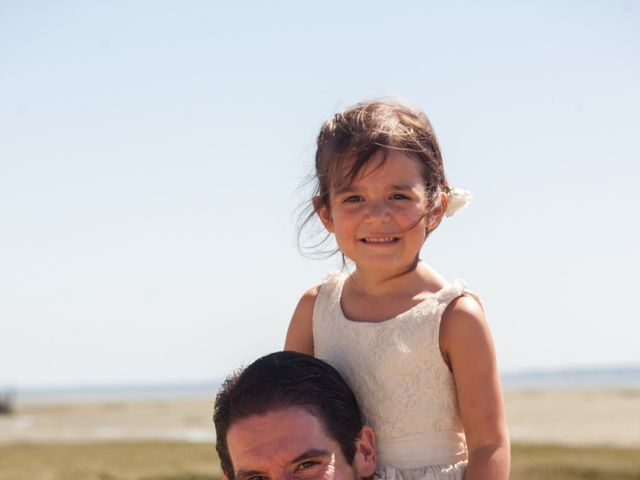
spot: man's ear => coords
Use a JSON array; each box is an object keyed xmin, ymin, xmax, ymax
[
  {"xmin": 353, "ymin": 426, "xmax": 376, "ymax": 479},
  {"xmin": 313, "ymin": 196, "xmax": 335, "ymax": 233}
]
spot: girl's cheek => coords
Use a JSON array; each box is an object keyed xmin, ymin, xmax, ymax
[{"xmin": 401, "ymin": 208, "xmax": 423, "ymax": 221}]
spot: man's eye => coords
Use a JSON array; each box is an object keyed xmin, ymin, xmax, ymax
[{"xmin": 295, "ymin": 460, "xmax": 323, "ymax": 478}]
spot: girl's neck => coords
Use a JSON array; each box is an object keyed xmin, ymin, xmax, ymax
[{"xmin": 349, "ymin": 258, "xmax": 439, "ymax": 296}]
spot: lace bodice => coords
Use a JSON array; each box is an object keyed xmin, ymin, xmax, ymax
[{"xmin": 313, "ymin": 271, "xmax": 469, "ymax": 472}]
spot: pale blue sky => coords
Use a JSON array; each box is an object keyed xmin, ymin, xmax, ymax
[{"xmin": 1, "ymin": 1, "xmax": 639, "ymax": 387}]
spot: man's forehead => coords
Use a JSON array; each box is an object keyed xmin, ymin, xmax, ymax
[{"xmin": 226, "ymin": 407, "xmax": 336, "ymax": 470}]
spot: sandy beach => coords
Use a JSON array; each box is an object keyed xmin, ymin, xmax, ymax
[
  {"xmin": 505, "ymin": 388, "xmax": 640, "ymax": 447},
  {"xmin": 0, "ymin": 397, "xmax": 216, "ymax": 444},
  {"xmin": 1, "ymin": 388, "xmax": 639, "ymax": 447}
]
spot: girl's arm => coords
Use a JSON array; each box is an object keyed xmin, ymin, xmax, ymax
[
  {"xmin": 284, "ymin": 286, "xmax": 319, "ymax": 355},
  {"xmin": 440, "ymin": 296, "xmax": 511, "ymax": 480}
]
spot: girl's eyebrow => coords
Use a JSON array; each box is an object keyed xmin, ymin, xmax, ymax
[
  {"xmin": 390, "ymin": 184, "xmax": 414, "ymax": 191},
  {"xmin": 335, "ymin": 184, "xmax": 414, "ymax": 195},
  {"xmin": 334, "ymin": 184, "xmax": 358, "ymax": 195}
]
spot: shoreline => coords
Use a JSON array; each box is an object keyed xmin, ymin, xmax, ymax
[{"xmin": 1, "ymin": 387, "xmax": 638, "ymax": 447}]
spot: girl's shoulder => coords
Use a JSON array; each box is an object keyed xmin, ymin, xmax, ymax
[
  {"xmin": 439, "ymin": 292, "xmax": 491, "ymax": 361},
  {"xmin": 295, "ymin": 284, "xmax": 322, "ymax": 314},
  {"xmin": 284, "ymin": 284, "xmax": 321, "ymax": 355},
  {"xmin": 290, "ymin": 271, "xmax": 346, "ymax": 325}
]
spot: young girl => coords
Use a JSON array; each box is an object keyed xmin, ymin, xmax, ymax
[{"xmin": 285, "ymin": 99, "xmax": 510, "ymax": 480}]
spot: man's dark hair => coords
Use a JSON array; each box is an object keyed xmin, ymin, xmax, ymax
[{"xmin": 213, "ymin": 351, "xmax": 365, "ymax": 479}]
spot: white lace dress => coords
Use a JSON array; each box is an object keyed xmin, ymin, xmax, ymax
[{"xmin": 313, "ymin": 272, "xmax": 470, "ymax": 480}]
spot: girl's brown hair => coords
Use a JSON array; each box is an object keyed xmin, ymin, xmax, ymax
[{"xmin": 299, "ymin": 98, "xmax": 448, "ymax": 257}]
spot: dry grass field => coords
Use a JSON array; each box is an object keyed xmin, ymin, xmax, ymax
[
  {"xmin": 0, "ymin": 441, "xmax": 639, "ymax": 480},
  {"xmin": 0, "ymin": 441, "xmax": 219, "ymax": 480},
  {"xmin": 510, "ymin": 443, "xmax": 640, "ymax": 480}
]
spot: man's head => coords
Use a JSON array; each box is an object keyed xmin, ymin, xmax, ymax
[{"xmin": 213, "ymin": 351, "xmax": 376, "ymax": 480}]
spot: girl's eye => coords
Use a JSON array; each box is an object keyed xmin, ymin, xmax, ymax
[
  {"xmin": 343, "ymin": 195, "xmax": 363, "ymax": 203},
  {"xmin": 390, "ymin": 193, "xmax": 409, "ymax": 200}
]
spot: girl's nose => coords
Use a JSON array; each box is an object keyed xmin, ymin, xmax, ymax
[{"xmin": 364, "ymin": 200, "xmax": 391, "ymax": 223}]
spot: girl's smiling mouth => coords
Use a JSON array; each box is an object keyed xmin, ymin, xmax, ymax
[{"xmin": 360, "ymin": 236, "xmax": 400, "ymax": 244}]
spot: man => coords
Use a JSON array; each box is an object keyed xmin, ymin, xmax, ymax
[{"xmin": 213, "ymin": 351, "xmax": 377, "ymax": 480}]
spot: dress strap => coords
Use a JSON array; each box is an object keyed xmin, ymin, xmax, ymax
[
  {"xmin": 318, "ymin": 271, "xmax": 345, "ymax": 298},
  {"xmin": 313, "ymin": 271, "xmax": 346, "ymax": 353},
  {"xmin": 435, "ymin": 279, "xmax": 484, "ymax": 311}
]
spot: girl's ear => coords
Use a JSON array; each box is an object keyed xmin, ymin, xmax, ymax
[
  {"xmin": 427, "ymin": 192, "xmax": 447, "ymax": 231},
  {"xmin": 353, "ymin": 426, "xmax": 377, "ymax": 478},
  {"xmin": 313, "ymin": 196, "xmax": 335, "ymax": 233}
]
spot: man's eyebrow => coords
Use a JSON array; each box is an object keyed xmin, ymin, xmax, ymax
[
  {"xmin": 236, "ymin": 467, "xmax": 273, "ymax": 480},
  {"xmin": 234, "ymin": 450, "xmax": 332, "ymax": 479},
  {"xmin": 235, "ymin": 469, "xmax": 263, "ymax": 480},
  {"xmin": 291, "ymin": 448, "xmax": 332, "ymax": 464}
]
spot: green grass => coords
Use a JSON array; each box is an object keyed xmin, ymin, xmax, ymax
[{"xmin": 0, "ymin": 441, "xmax": 638, "ymax": 480}]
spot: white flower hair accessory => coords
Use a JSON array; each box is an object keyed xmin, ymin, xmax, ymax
[{"xmin": 445, "ymin": 186, "xmax": 473, "ymax": 217}]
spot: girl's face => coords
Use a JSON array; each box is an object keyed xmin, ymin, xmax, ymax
[{"xmin": 317, "ymin": 150, "xmax": 442, "ymax": 273}]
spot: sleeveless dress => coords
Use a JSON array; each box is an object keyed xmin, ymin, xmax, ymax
[{"xmin": 313, "ymin": 272, "xmax": 470, "ymax": 480}]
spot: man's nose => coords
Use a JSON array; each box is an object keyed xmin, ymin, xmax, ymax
[{"xmin": 273, "ymin": 472, "xmax": 293, "ymax": 480}]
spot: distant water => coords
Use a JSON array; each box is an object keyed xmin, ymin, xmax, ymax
[
  {"xmin": 7, "ymin": 381, "xmax": 222, "ymax": 404},
  {"xmin": 501, "ymin": 366, "xmax": 640, "ymax": 390},
  {"xmin": 4, "ymin": 367, "xmax": 640, "ymax": 403}
]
